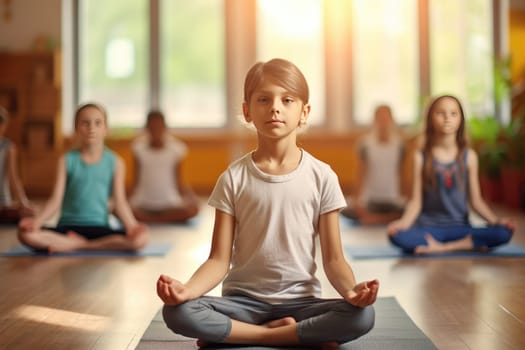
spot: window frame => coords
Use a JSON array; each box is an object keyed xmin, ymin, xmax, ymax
[{"xmin": 65, "ymin": 0, "xmax": 503, "ymax": 134}]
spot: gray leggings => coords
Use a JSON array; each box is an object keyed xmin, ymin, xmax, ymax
[{"xmin": 162, "ymin": 294, "xmax": 375, "ymax": 345}]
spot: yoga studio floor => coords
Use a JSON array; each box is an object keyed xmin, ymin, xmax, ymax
[{"xmin": 1, "ymin": 201, "xmax": 525, "ymax": 350}]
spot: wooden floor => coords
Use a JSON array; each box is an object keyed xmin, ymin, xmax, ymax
[{"xmin": 1, "ymin": 202, "xmax": 525, "ymax": 350}]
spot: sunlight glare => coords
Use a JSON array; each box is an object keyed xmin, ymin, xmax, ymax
[
  {"xmin": 192, "ymin": 243, "xmax": 211, "ymax": 262},
  {"xmin": 13, "ymin": 305, "xmax": 111, "ymax": 332},
  {"xmin": 257, "ymin": 0, "xmax": 321, "ymax": 38}
]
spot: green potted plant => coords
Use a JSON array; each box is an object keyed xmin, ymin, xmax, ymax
[{"xmin": 467, "ymin": 116, "xmax": 504, "ymax": 203}]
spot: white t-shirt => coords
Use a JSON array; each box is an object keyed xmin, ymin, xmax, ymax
[
  {"xmin": 208, "ymin": 150, "xmax": 347, "ymax": 304},
  {"xmin": 360, "ymin": 134, "xmax": 404, "ymax": 205},
  {"xmin": 131, "ymin": 135, "xmax": 187, "ymax": 210}
]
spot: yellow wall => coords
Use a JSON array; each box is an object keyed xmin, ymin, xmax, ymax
[
  {"xmin": 510, "ymin": 9, "xmax": 525, "ymax": 82},
  {"xmin": 104, "ymin": 132, "xmax": 418, "ymax": 198},
  {"xmin": 24, "ymin": 131, "xmax": 419, "ymax": 198}
]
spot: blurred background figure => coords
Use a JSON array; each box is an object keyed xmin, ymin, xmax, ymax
[
  {"xmin": 0, "ymin": 105, "xmax": 34, "ymax": 224},
  {"xmin": 342, "ymin": 105, "xmax": 405, "ymax": 225},
  {"xmin": 130, "ymin": 110, "xmax": 199, "ymax": 223}
]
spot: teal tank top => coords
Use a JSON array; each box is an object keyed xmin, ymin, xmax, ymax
[{"xmin": 58, "ymin": 148, "xmax": 116, "ymax": 226}]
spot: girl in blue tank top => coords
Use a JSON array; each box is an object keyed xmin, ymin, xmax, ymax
[
  {"xmin": 387, "ymin": 95, "xmax": 514, "ymax": 254},
  {"xmin": 18, "ymin": 103, "xmax": 148, "ymax": 253}
]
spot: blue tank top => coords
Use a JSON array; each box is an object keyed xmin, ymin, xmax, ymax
[
  {"xmin": 416, "ymin": 152, "xmax": 469, "ymax": 227},
  {"xmin": 58, "ymin": 148, "xmax": 116, "ymax": 226}
]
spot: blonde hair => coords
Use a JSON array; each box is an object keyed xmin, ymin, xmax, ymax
[{"xmin": 243, "ymin": 58, "xmax": 309, "ymax": 105}]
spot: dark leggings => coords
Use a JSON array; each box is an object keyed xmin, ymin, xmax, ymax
[
  {"xmin": 389, "ymin": 224, "xmax": 512, "ymax": 253},
  {"xmin": 45, "ymin": 225, "xmax": 126, "ymax": 240},
  {"xmin": 163, "ymin": 294, "xmax": 375, "ymax": 345}
]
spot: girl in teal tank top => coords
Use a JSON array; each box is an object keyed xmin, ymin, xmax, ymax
[
  {"xmin": 18, "ymin": 103, "xmax": 148, "ymax": 253},
  {"xmin": 59, "ymin": 148, "xmax": 115, "ymax": 226}
]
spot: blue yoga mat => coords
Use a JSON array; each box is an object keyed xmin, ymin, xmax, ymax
[
  {"xmin": 0, "ymin": 243, "xmax": 172, "ymax": 257},
  {"xmin": 145, "ymin": 216, "xmax": 202, "ymax": 228},
  {"xmin": 344, "ymin": 242, "xmax": 525, "ymax": 260},
  {"xmin": 340, "ymin": 215, "xmax": 365, "ymax": 228}
]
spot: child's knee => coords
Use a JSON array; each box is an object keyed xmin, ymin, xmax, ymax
[
  {"xmin": 162, "ymin": 300, "xmax": 230, "ymax": 342},
  {"xmin": 17, "ymin": 229, "xmax": 33, "ymax": 245},
  {"xmin": 162, "ymin": 303, "xmax": 190, "ymax": 334},
  {"xmin": 494, "ymin": 226, "xmax": 513, "ymax": 245},
  {"xmin": 319, "ymin": 303, "xmax": 375, "ymax": 344},
  {"xmin": 187, "ymin": 204, "xmax": 199, "ymax": 218},
  {"xmin": 162, "ymin": 302, "xmax": 206, "ymax": 337},
  {"xmin": 129, "ymin": 232, "xmax": 148, "ymax": 250},
  {"xmin": 388, "ymin": 234, "xmax": 412, "ymax": 252},
  {"xmin": 345, "ymin": 305, "xmax": 375, "ymax": 339}
]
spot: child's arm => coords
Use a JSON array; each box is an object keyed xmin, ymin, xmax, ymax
[
  {"xmin": 467, "ymin": 149, "xmax": 514, "ymax": 230},
  {"xmin": 7, "ymin": 143, "xmax": 31, "ymax": 208},
  {"xmin": 19, "ymin": 156, "xmax": 67, "ymax": 230},
  {"xmin": 387, "ymin": 151, "xmax": 423, "ymax": 235},
  {"xmin": 319, "ymin": 210, "xmax": 379, "ymax": 307},
  {"xmin": 157, "ymin": 209, "xmax": 235, "ymax": 305},
  {"xmin": 175, "ymin": 161, "xmax": 198, "ymax": 201},
  {"xmin": 398, "ymin": 143, "xmax": 409, "ymax": 199},
  {"xmin": 129, "ymin": 153, "xmax": 140, "ymax": 198},
  {"xmin": 112, "ymin": 155, "xmax": 142, "ymax": 232},
  {"xmin": 352, "ymin": 141, "xmax": 367, "ymax": 206}
]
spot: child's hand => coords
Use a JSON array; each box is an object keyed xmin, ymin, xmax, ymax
[
  {"xmin": 345, "ymin": 280, "xmax": 379, "ymax": 307},
  {"xmin": 19, "ymin": 202, "xmax": 35, "ymax": 218},
  {"xmin": 346, "ymin": 279, "xmax": 379, "ymax": 307},
  {"xmin": 495, "ymin": 217, "xmax": 516, "ymax": 233},
  {"xmin": 128, "ymin": 222, "xmax": 148, "ymax": 237},
  {"xmin": 387, "ymin": 219, "xmax": 408, "ymax": 236},
  {"xmin": 18, "ymin": 217, "xmax": 40, "ymax": 232},
  {"xmin": 156, "ymin": 274, "xmax": 191, "ymax": 305}
]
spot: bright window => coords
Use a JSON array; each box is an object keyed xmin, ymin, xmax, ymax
[
  {"xmin": 73, "ymin": 0, "xmax": 497, "ymax": 132},
  {"xmin": 78, "ymin": 0, "xmax": 148, "ymax": 132},
  {"xmin": 256, "ymin": 0, "xmax": 325, "ymax": 125},
  {"xmin": 430, "ymin": 0, "xmax": 494, "ymax": 118},
  {"xmin": 160, "ymin": 0, "xmax": 225, "ymax": 128},
  {"xmin": 352, "ymin": 0, "xmax": 419, "ymax": 125}
]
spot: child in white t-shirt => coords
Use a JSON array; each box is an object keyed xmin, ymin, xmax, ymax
[
  {"xmin": 157, "ymin": 58, "xmax": 378, "ymax": 348},
  {"xmin": 130, "ymin": 111, "xmax": 199, "ymax": 223},
  {"xmin": 342, "ymin": 105, "xmax": 406, "ymax": 225}
]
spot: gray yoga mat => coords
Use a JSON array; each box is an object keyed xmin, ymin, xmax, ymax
[{"xmin": 136, "ymin": 297, "xmax": 437, "ymax": 350}]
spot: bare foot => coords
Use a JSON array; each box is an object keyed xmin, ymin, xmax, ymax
[
  {"xmin": 414, "ymin": 234, "xmax": 447, "ymax": 255},
  {"xmin": 267, "ymin": 318, "xmax": 339, "ymax": 349},
  {"xmin": 264, "ymin": 316, "xmax": 296, "ymax": 328},
  {"xmin": 48, "ymin": 231, "xmax": 87, "ymax": 253},
  {"xmin": 321, "ymin": 341, "xmax": 339, "ymax": 350},
  {"xmin": 196, "ymin": 318, "xmax": 297, "ymax": 348}
]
